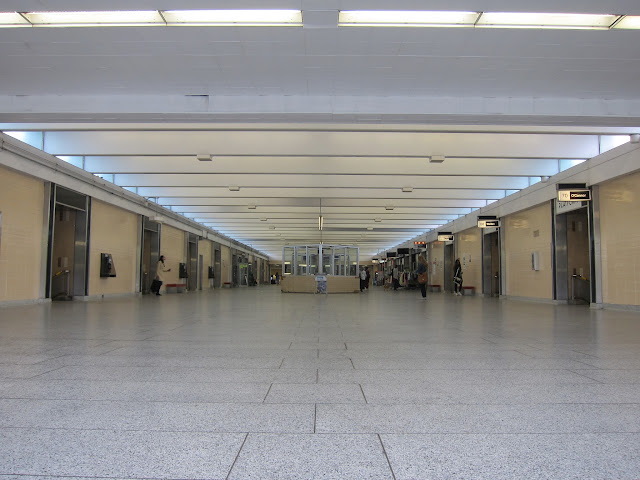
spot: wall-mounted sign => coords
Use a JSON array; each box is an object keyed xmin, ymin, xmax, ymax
[
  {"xmin": 477, "ymin": 219, "xmax": 501, "ymax": 228},
  {"xmin": 557, "ymin": 183, "xmax": 590, "ymax": 202},
  {"xmin": 557, "ymin": 189, "xmax": 591, "ymax": 202},
  {"xmin": 437, "ymin": 232, "xmax": 454, "ymax": 242}
]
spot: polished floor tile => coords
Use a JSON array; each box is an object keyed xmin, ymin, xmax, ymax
[{"xmin": 1, "ymin": 286, "xmax": 639, "ymax": 479}]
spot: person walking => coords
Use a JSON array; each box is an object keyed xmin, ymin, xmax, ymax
[
  {"xmin": 416, "ymin": 255, "xmax": 428, "ymax": 299},
  {"xmin": 360, "ymin": 267, "xmax": 367, "ymax": 292},
  {"xmin": 153, "ymin": 255, "xmax": 171, "ymax": 296},
  {"xmin": 453, "ymin": 258, "xmax": 463, "ymax": 296},
  {"xmin": 365, "ymin": 267, "xmax": 371, "ymax": 290}
]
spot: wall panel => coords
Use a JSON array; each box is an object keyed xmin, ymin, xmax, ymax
[
  {"xmin": 599, "ymin": 170, "xmax": 640, "ymax": 306},
  {"xmin": 0, "ymin": 165, "xmax": 45, "ymax": 302},
  {"xmin": 504, "ymin": 202, "xmax": 553, "ymax": 299},
  {"xmin": 89, "ymin": 200, "xmax": 138, "ymax": 296}
]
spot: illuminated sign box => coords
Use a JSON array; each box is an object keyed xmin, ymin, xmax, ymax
[
  {"xmin": 557, "ymin": 189, "xmax": 591, "ymax": 202},
  {"xmin": 477, "ymin": 216, "xmax": 501, "ymax": 228},
  {"xmin": 437, "ymin": 232, "xmax": 454, "ymax": 242}
]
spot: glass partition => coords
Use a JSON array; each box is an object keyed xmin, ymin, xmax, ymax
[
  {"xmin": 296, "ymin": 246, "xmax": 307, "ymax": 275},
  {"xmin": 347, "ymin": 247, "xmax": 358, "ymax": 276},
  {"xmin": 283, "ymin": 244, "xmax": 358, "ymax": 276},
  {"xmin": 283, "ymin": 246, "xmax": 294, "ymax": 275},
  {"xmin": 308, "ymin": 246, "xmax": 319, "ymax": 275}
]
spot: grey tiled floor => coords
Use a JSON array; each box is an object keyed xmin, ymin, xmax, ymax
[{"xmin": 1, "ymin": 287, "xmax": 640, "ymax": 479}]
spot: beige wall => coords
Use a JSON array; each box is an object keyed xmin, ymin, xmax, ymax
[
  {"xmin": 504, "ymin": 202, "xmax": 553, "ymax": 299},
  {"xmin": 0, "ymin": 165, "xmax": 45, "ymax": 302},
  {"xmin": 89, "ymin": 200, "xmax": 139, "ymax": 296},
  {"xmin": 220, "ymin": 244, "xmax": 232, "ymax": 284},
  {"xmin": 159, "ymin": 224, "xmax": 185, "ymax": 286},
  {"xmin": 428, "ymin": 242, "xmax": 444, "ymax": 286},
  {"xmin": 599, "ymin": 170, "xmax": 640, "ymax": 306},
  {"xmin": 198, "ymin": 239, "xmax": 213, "ymax": 288},
  {"xmin": 456, "ymin": 227, "xmax": 482, "ymax": 289}
]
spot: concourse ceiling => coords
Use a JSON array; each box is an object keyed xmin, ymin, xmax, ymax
[{"xmin": 1, "ymin": 0, "xmax": 640, "ymax": 260}]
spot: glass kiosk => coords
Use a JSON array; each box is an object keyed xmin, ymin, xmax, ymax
[{"xmin": 280, "ymin": 244, "xmax": 360, "ymax": 293}]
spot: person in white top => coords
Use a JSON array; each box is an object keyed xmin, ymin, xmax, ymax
[
  {"xmin": 154, "ymin": 255, "xmax": 171, "ymax": 296},
  {"xmin": 360, "ymin": 267, "xmax": 367, "ymax": 292}
]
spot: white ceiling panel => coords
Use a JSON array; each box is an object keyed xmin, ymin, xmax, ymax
[{"xmin": 1, "ymin": 0, "xmax": 639, "ymax": 259}]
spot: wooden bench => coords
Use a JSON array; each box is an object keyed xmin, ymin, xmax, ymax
[
  {"xmin": 462, "ymin": 286, "xmax": 476, "ymax": 296},
  {"xmin": 165, "ymin": 283, "xmax": 186, "ymax": 293}
]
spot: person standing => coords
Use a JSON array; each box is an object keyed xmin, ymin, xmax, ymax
[
  {"xmin": 153, "ymin": 255, "xmax": 171, "ymax": 296},
  {"xmin": 416, "ymin": 255, "xmax": 428, "ymax": 299},
  {"xmin": 453, "ymin": 258, "xmax": 463, "ymax": 296},
  {"xmin": 359, "ymin": 267, "xmax": 367, "ymax": 292},
  {"xmin": 365, "ymin": 267, "xmax": 371, "ymax": 290},
  {"xmin": 392, "ymin": 265, "xmax": 399, "ymax": 290}
]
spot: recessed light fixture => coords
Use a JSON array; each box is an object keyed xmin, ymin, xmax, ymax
[
  {"xmin": 260, "ymin": 218, "xmax": 268, "ymax": 221},
  {"xmin": 367, "ymin": 227, "xmax": 374, "ymax": 231},
  {"xmin": 429, "ymin": 155, "xmax": 446, "ymax": 163},
  {"xmin": 197, "ymin": 153, "xmax": 212, "ymax": 162},
  {"xmin": 385, "ymin": 205, "xmax": 394, "ymax": 211},
  {"xmin": 476, "ymin": 12, "xmax": 618, "ymax": 29},
  {"xmin": 0, "ymin": 10, "xmax": 303, "ymax": 28},
  {"xmin": 402, "ymin": 187, "xmax": 413, "ymax": 193},
  {"xmin": 228, "ymin": 186, "xmax": 240, "ymax": 191},
  {"xmin": 339, "ymin": 10, "xmax": 479, "ymax": 27},
  {"xmin": 614, "ymin": 16, "xmax": 640, "ymax": 29},
  {"xmin": 163, "ymin": 9, "xmax": 303, "ymax": 26},
  {"xmin": 248, "ymin": 204, "xmax": 257, "ymax": 210},
  {"xmin": 374, "ymin": 218, "xmax": 382, "ymax": 222}
]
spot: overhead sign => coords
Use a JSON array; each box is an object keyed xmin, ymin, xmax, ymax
[
  {"xmin": 478, "ymin": 219, "xmax": 501, "ymax": 228},
  {"xmin": 437, "ymin": 232, "xmax": 454, "ymax": 242},
  {"xmin": 557, "ymin": 189, "xmax": 591, "ymax": 202}
]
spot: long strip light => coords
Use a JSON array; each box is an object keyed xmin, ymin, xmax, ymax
[
  {"xmin": 0, "ymin": 10, "xmax": 303, "ymax": 28},
  {"xmin": 339, "ymin": 10, "xmax": 479, "ymax": 27},
  {"xmin": 0, "ymin": 10, "xmax": 638, "ymax": 29},
  {"xmin": 476, "ymin": 12, "xmax": 620, "ymax": 30},
  {"xmin": 338, "ymin": 11, "xmax": 640, "ymax": 30}
]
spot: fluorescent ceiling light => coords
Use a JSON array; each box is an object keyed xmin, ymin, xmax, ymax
[
  {"xmin": 228, "ymin": 186, "xmax": 240, "ymax": 191},
  {"xmin": 402, "ymin": 187, "xmax": 413, "ymax": 193},
  {"xmin": 248, "ymin": 204, "xmax": 257, "ymax": 210},
  {"xmin": 162, "ymin": 10, "xmax": 303, "ymax": 26},
  {"xmin": 0, "ymin": 12, "xmax": 30, "ymax": 27},
  {"xmin": 385, "ymin": 205, "xmax": 394, "ymax": 211},
  {"xmin": 339, "ymin": 10, "xmax": 479, "ymax": 27},
  {"xmin": 614, "ymin": 16, "xmax": 640, "ymax": 29},
  {"xmin": 476, "ymin": 12, "xmax": 619, "ymax": 29},
  {"xmin": 197, "ymin": 153, "xmax": 212, "ymax": 161},
  {"xmin": 374, "ymin": 218, "xmax": 382, "ymax": 222},
  {"xmin": 430, "ymin": 155, "xmax": 446, "ymax": 163},
  {"xmin": 23, "ymin": 11, "xmax": 165, "ymax": 27},
  {"xmin": 1, "ymin": 10, "xmax": 302, "ymax": 28}
]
